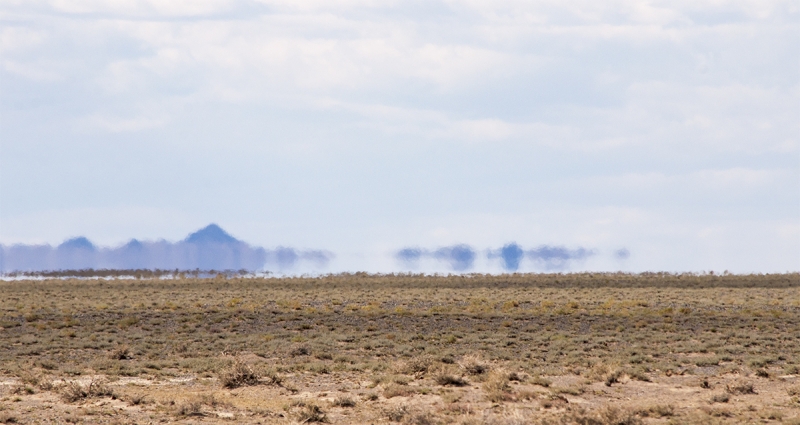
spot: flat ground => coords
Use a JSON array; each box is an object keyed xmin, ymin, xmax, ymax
[{"xmin": 0, "ymin": 273, "xmax": 799, "ymax": 424}]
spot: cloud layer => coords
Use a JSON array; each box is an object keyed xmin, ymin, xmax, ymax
[{"xmin": 0, "ymin": 1, "xmax": 797, "ymax": 273}]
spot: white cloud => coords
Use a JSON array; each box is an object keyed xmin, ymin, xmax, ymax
[
  {"xmin": 46, "ymin": 0, "xmax": 236, "ymax": 16},
  {"xmin": 80, "ymin": 114, "xmax": 166, "ymax": 133},
  {"xmin": 0, "ymin": 27, "xmax": 47, "ymax": 52},
  {"xmin": 588, "ymin": 168, "xmax": 791, "ymax": 191},
  {"xmin": 1, "ymin": 0, "xmax": 797, "ymax": 272},
  {"xmin": 2, "ymin": 59, "xmax": 62, "ymax": 81},
  {"xmin": 46, "ymin": 7, "xmax": 790, "ymax": 154}
]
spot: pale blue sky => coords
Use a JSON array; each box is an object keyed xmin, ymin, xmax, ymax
[{"xmin": 1, "ymin": 0, "xmax": 798, "ymax": 273}]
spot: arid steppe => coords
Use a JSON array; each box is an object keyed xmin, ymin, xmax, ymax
[{"xmin": 1, "ymin": 273, "xmax": 798, "ymax": 424}]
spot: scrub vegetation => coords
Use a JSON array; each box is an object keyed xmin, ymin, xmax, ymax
[{"xmin": 0, "ymin": 273, "xmax": 798, "ymax": 424}]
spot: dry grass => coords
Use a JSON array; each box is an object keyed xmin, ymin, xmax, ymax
[
  {"xmin": 218, "ymin": 360, "xmax": 261, "ymax": 389},
  {"xmin": 726, "ymin": 380, "xmax": 757, "ymax": 395},
  {"xmin": 0, "ymin": 272, "xmax": 797, "ymax": 423},
  {"xmin": 459, "ymin": 354, "xmax": 489, "ymax": 376},
  {"xmin": 331, "ymin": 396, "xmax": 356, "ymax": 407},
  {"xmin": 292, "ymin": 402, "xmax": 327, "ymax": 423},
  {"xmin": 542, "ymin": 406, "xmax": 643, "ymax": 425},
  {"xmin": 60, "ymin": 378, "xmax": 114, "ymax": 402},
  {"xmin": 434, "ymin": 371, "xmax": 469, "ymax": 387},
  {"xmin": 483, "ymin": 370, "xmax": 514, "ymax": 402}
]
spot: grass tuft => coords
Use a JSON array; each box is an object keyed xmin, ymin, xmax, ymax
[
  {"xmin": 331, "ymin": 396, "xmax": 356, "ymax": 407},
  {"xmin": 60, "ymin": 379, "xmax": 114, "ymax": 403},
  {"xmin": 726, "ymin": 381, "xmax": 756, "ymax": 395},
  {"xmin": 219, "ymin": 360, "xmax": 260, "ymax": 389}
]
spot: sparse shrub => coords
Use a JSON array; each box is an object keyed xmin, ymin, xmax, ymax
[
  {"xmin": 37, "ymin": 378, "xmax": 55, "ymax": 391},
  {"xmin": 219, "ymin": 360, "xmax": 260, "ymax": 389},
  {"xmin": 175, "ymin": 400, "xmax": 204, "ymax": 417},
  {"xmin": 755, "ymin": 368, "xmax": 769, "ymax": 378},
  {"xmin": 394, "ymin": 356, "xmax": 433, "ymax": 377},
  {"xmin": 10, "ymin": 385, "xmax": 34, "ymax": 395},
  {"xmin": 295, "ymin": 404, "xmax": 327, "ymax": 423},
  {"xmin": 588, "ymin": 362, "xmax": 622, "ymax": 386},
  {"xmin": 596, "ymin": 406, "xmax": 642, "ymax": 425},
  {"xmin": 315, "ymin": 352, "xmax": 333, "ymax": 360},
  {"xmin": 748, "ymin": 357, "xmax": 774, "ymax": 368},
  {"xmin": 0, "ymin": 413, "xmax": 18, "ymax": 424},
  {"xmin": 541, "ymin": 406, "xmax": 642, "ymax": 425},
  {"xmin": 118, "ymin": 317, "xmax": 139, "ymax": 329},
  {"xmin": 481, "ymin": 408, "xmax": 536, "ymax": 425},
  {"xmin": 605, "ymin": 369, "xmax": 623, "ymax": 386},
  {"xmin": 60, "ymin": 379, "xmax": 113, "ymax": 402},
  {"xmin": 529, "ymin": 375, "xmax": 551, "ymax": 387},
  {"xmin": 334, "ymin": 355, "xmax": 354, "ymax": 364},
  {"xmin": 12, "ymin": 371, "xmax": 53, "ymax": 393},
  {"xmin": 444, "ymin": 402, "xmax": 473, "ymax": 415},
  {"xmin": 174, "ymin": 395, "xmax": 229, "ymax": 418},
  {"xmin": 372, "ymin": 374, "xmax": 410, "ymax": 387},
  {"xmin": 88, "ymin": 380, "xmax": 113, "ymax": 398},
  {"xmin": 383, "ymin": 383, "xmax": 416, "ymax": 398},
  {"xmin": 434, "ymin": 373, "xmax": 468, "ymax": 387},
  {"xmin": 726, "ymin": 381, "xmax": 756, "ymax": 395},
  {"xmin": 262, "ymin": 368, "xmax": 283, "ymax": 386},
  {"xmin": 483, "ymin": 370, "xmax": 513, "ymax": 402},
  {"xmin": 127, "ymin": 393, "xmax": 147, "ymax": 406},
  {"xmin": 626, "ymin": 368, "xmax": 650, "ymax": 382},
  {"xmin": 441, "ymin": 391, "xmax": 462, "ymax": 404},
  {"xmin": 701, "ymin": 406, "xmax": 733, "ymax": 417},
  {"xmin": 37, "ymin": 360, "xmax": 58, "ymax": 371},
  {"xmin": 290, "ymin": 345, "xmax": 311, "ymax": 357},
  {"xmin": 385, "ymin": 405, "xmax": 409, "ymax": 422},
  {"xmin": 637, "ymin": 404, "xmax": 675, "ymax": 417},
  {"xmin": 332, "ymin": 396, "xmax": 356, "ymax": 407},
  {"xmin": 404, "ymin": 411, "xmax": 435, "ymax": 425},
  {"xmin": 16, "ymin": 371, "xmax": 40, "ymax": 387},
  {"xmin": 309, "ymin": 363, "xmax": 330, "ymax": 375},
  {"xmin": 710, "ymin": 393, "xmax": 729, "ymax": 403},
  {"xmin": 554, "ymin": 385, "xmax": 585, "ymax": 396},
  {"xmin": 109, "ymin": 345, "xmax": 131, "ymax": 360},
  {"xmin": 459, "ymin": 354, "xmax": 488, "ymax": 375},
  {"xmin": 694, "ymin": 357, "xmax": 720, "ymax": 367}
]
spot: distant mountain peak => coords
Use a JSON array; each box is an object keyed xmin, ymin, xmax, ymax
[
  {"xmin": 58, "ymin": 237, "xmax": 95, "ymax": 251},
  {"xmin": 185, "ymin": 224, "xmax": 239, "ymax": 244},
  {"xmin": 123, "ymin": 239, "xmax": 144, "ymax": 250}
]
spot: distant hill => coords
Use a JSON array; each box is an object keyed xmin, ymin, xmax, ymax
[
  {"xmin": 185, "ymin": 224, "xmax": 238, "ymax": 244},
  {"xmin": 0, "ymin": 225, "xmax": 263, "ymax": 272},
  {"xmin": 58, "ymin": 237, "xmax": 96, "ymax": 251},
  {"xmin": 0, "ymin": 224, "xmax": 333, "ymax": 273}
]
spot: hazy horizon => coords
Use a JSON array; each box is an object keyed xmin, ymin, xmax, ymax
[{"xmin": 0, "ymin": 223, "xmax": 615, "ymax": 274}]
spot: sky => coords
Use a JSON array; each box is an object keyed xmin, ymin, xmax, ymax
[{"xmin": 1, "ymin": 0, "xmax": 798, "ymax": 274}]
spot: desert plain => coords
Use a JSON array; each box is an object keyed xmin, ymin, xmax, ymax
[{"xmin": 0, "ymin": 273, "xmax": 798, "ymax": 424}]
